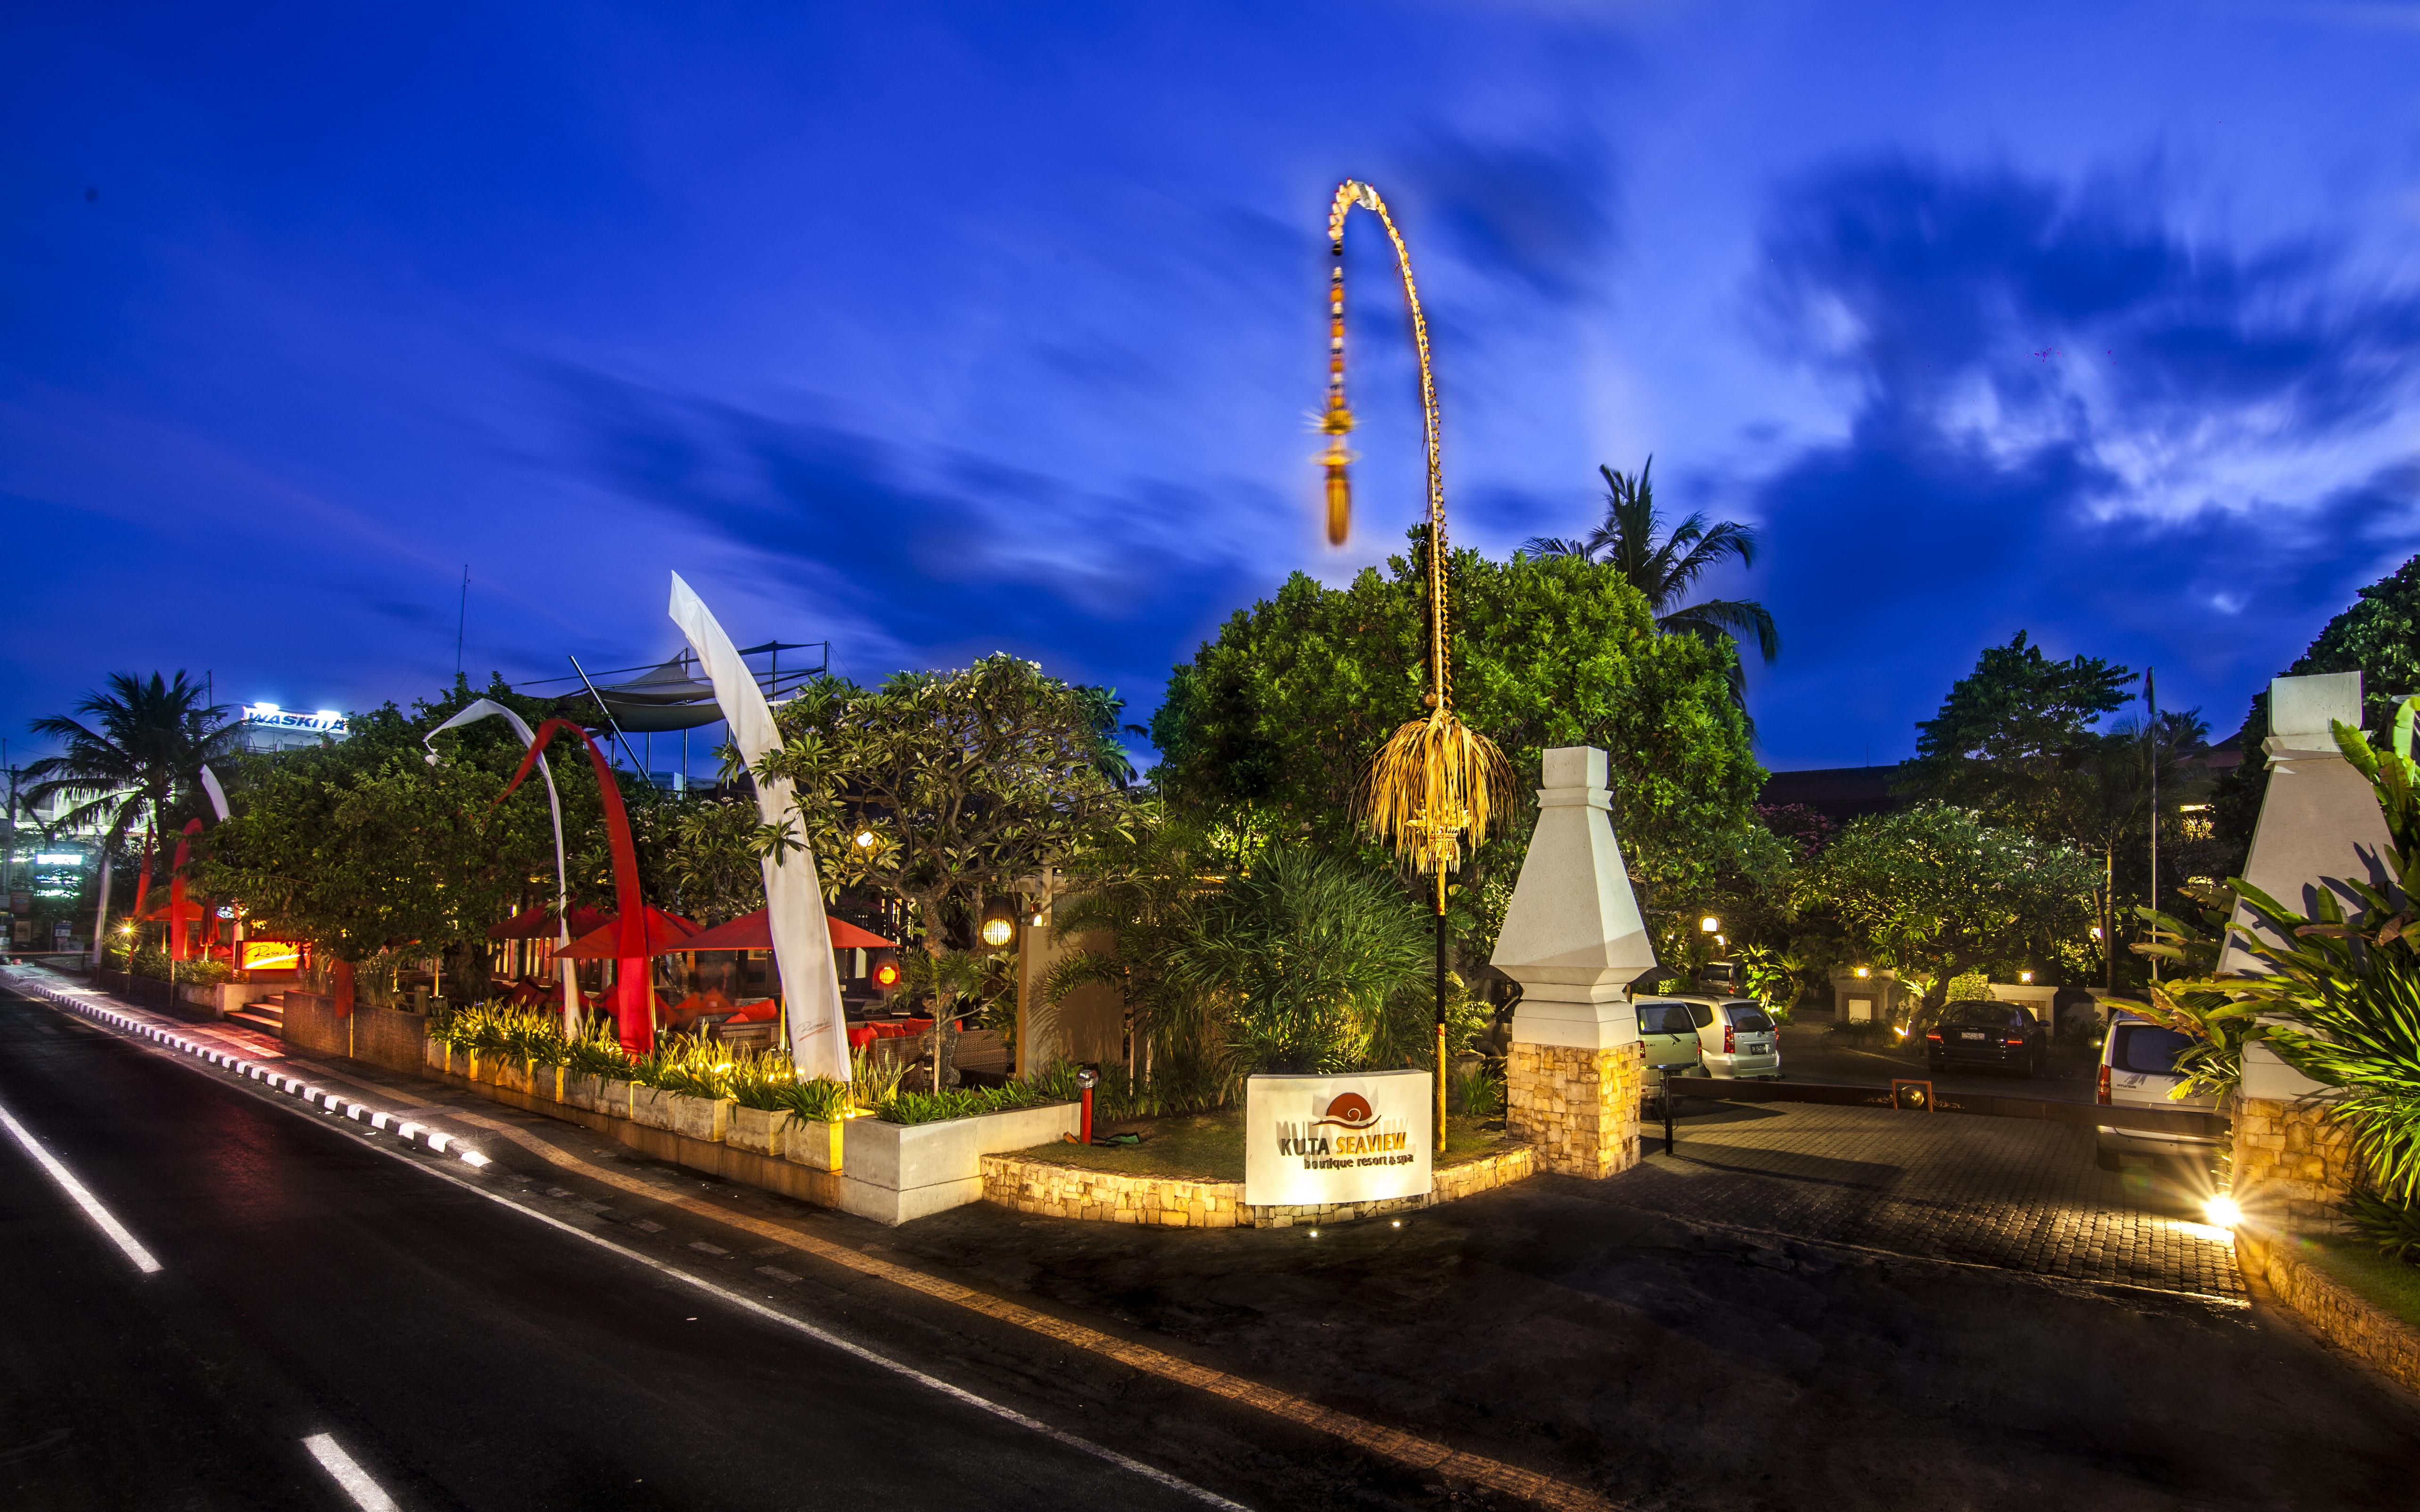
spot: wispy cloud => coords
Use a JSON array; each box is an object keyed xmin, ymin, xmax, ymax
[{"xmin": 1742, "ymin": 157, "xmax": 2420, "ymax": 758}]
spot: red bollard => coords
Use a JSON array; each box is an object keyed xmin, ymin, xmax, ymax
[{"xmin": 1077, "ymin": 1064, "xmax": 1099, "ymax": 1144}]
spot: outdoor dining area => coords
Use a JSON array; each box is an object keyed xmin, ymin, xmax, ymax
[{"xmin": 478, "ymin": 904, "xmax": 1005, "ymax": 1082}]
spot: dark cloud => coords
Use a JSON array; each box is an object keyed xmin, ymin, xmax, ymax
[
  {"xmin": 553, "ymin": 369, "xmax": 1274, "ymax": 719},
  {"xmin": 1743, "ymin": 157, "xmax": 2420, "ymax": 764}
]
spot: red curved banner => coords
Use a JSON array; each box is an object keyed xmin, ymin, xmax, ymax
[{"xmin": 499, "ymin": 720, "xmax": 653, "ymax": 1052}]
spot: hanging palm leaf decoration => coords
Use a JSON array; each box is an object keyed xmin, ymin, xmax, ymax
[{"xmin": 1321, "ymin": 179, "xmax": 1514, "ymax": 903}]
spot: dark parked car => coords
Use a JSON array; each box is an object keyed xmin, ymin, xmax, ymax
[{"xmin": 1923, "ymin": 1000, "xmax": 2048, "ymax": 1077}]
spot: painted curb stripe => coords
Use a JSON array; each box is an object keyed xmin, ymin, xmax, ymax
[{"xmin": 3, "ymin": 970, "xmax": 489, "ymax": 1170}]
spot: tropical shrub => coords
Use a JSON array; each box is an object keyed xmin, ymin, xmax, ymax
[
  {"xmin": 1167, "ymin": 845, "xmax": 1430, "ymax": 1075},
  {"xmin": 876, "ymin": 1082, "xmax": 1056, "ymax": 1125},
  {"xmin": 2345, "ymin": 1190, "xmax": 2420, "ymax": 1264}
]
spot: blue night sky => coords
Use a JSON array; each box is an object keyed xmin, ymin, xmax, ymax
[{"xmin": 7, "ymin": 2, "xmax": 2420, "ymax": 774}]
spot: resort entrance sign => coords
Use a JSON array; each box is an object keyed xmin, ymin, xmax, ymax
[{"xmin": 1244, "ymin": 1068, "xmax": 1432, "ymax": 1207}]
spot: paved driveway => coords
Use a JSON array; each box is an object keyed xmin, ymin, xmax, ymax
[
  {"xmin": 894, "ymin": 1094, "xmax": 2420, "ymax": 1510},
  {"xmin": 1630, "ymin": 1098, "xmax": 2240, "ymax": 1297}
]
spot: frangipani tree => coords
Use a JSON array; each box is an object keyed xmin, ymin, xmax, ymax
[{"xmin": 757, "ymin": 655, "xmax": 1130, "ymax": 1085}]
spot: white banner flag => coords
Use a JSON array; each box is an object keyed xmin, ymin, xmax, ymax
[{"xmin": 668, "ymin": 573, "xmax": 851, "ymax": 1081}]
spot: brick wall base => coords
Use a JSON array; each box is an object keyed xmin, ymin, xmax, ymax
[
  {"xmin": 981, "ymin": 1144, "xmax": 1538, "ymax": 1229},
  {"xmin": 2234, "ymin": 1096, "xmax": 2365, "ymax": 1234},
  {"xmin": 1506, "ymin": 1039, "xmax": 1645, "ymax": 1178}
]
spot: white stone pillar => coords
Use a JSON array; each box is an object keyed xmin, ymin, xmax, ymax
[
  {"xmin": 2221, "ymin": 672, "xmax": 2393, "ymax": 1231},
  {"xmin": 1489, "ymin": 747, "xmax": 1660, "ymax": 1177}
]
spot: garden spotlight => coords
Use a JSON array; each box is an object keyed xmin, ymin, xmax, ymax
[
  {"xmin": 1700, "ymin": 915, "xmax": 1720, "ymax": 933},
  {"xmin": 2205, "ymin": 1194, "xmax": 2241, "ymax": 1228},
  {"xmin": 853, "ymin": 829, "xmax": 877, "ymax": 850}
]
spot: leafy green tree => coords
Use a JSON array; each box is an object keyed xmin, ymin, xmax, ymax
[
  {"xmin": 23, "ymin": 671, "xmax": 238, "ymax": 958},
  {"xmin": 193, "ymin": 677, "xmax": 611, "ymax": 997},
  {"xmin": 1898, "ymin": 631, "xmax": 2135, "ymax": 833},
  {"xmin": 1150, "ymin": 537, "xmax": 1764, "ymax": 971},
  {"xmin": 632, "ymin": 794, "xmax": 781, "ymax": 926},
  {"xmin": 1797, "ymin": 802, "xmax": 2100, "ymax": 1015},
  {"xmin": 756, "ymin": 655, "xmax": 1132, "ymax": 954},
  {"xmin": 1519, "ymin": 458, "xmax": 1779, "ymax": 697},
  {"xmin": 2214, "ymin": 553, "xmax": 2420, "ymax": 868}
]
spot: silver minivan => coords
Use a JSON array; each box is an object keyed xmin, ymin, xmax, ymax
[
  {"xmin": 1633, "ymin": 1000, "xmax": 1707, "ymax": 1073},
  {"xmin": 1643, "ymin": 995, "xmax": 1781, "ymax": 1080},
  {"xmin": 2095, "ymin": 1012, "xmax": 2224, "ymax": 1171}
]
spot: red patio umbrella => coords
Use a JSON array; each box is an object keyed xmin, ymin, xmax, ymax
[
  {"xmin": 486, "ymin": 904, "xmax": 614, "ymax": 942},
  {"xmin": 657, "ymin": 908, "xmax": 894, "ymax": 955},
  {"xmin": 555, "ymin": 907, "xmax": 702, "ymax": 959}
]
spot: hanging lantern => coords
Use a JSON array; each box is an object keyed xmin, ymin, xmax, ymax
[
  {"xmin": 869, "ymin": 950, "xmax": 901, "ymax": 992},
  {"xmin": 979, "ymin": 898, "xmax": 1016, "ymax": 950}
]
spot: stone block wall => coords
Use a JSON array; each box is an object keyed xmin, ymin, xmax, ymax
[
  {"xmin": 281, "ymin": 992, "xmax": 431, "ymax": 1079},
  {"xmin": 2233, "ymin": 1096, "xmax": 2365, "ymax": 1234},
  {"xmin": 2238, "ymin": 1229, "xmax": 2420, "ymax": 1396},
  {"xmin": 1506, "ymin": 1040, "xmax": 1645, "ymax": 1178},
  {"xmin": 982, "ymin": 1161, "xmax": 1246, "ymax": 1227},
  {"xmin": 979, "ymin": 1143, "xmax": 1540, "ymax": 1229}
]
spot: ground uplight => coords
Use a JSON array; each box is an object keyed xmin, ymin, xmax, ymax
[{"xmin": 2205, "ymin": 1195, "xmax": 2242, "ymax": 1228}]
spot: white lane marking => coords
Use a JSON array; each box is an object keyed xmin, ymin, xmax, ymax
[
  {"xmin": 303, "ymin": 1433, "xmax": 402, "ymax": 1512},
  {"xmin": 0, "ymin": 1096, "xmax": 164, "ymax": 1275},
  {"xmin": 396, "ymin": 1144, "xmax": 1250, "ymax": 1508}
]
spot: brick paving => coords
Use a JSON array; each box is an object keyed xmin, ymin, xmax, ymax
[{"xmin": 1618, "ymin": 1098, "xmax": 2244, "ymax": 1297}]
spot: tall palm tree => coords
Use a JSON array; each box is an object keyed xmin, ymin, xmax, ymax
[
  {"xmin": 22, "ymin": 672, "xmax": 236, "ymax": 964},
  {"xmin": 1521, "ymin": 458, "xmax": 1780, "ymax": 696}
]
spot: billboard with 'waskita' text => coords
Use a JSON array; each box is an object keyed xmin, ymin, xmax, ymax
[{"xmin": 1244, "ymin": 1068, "xmax": 1432, "ymax": 1207}]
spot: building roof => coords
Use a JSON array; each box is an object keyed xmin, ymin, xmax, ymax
[{"xmin": 1758, "ymin": 765, "xmax": 1904, "ymax": 823}]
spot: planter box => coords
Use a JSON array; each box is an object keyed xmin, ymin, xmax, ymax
[
  {"xmin": 599, "ymin": 1079, "xmax": 638, "ymax": 1121},
  {"xmin": 784, "ymin": 1116, "xmax": 847, "ymax": 1172},
  {"xmin": 839, "ymin": 1102, "xmax": 1078, "ymax": 1226},
  {"xmin": 628, "ymin": 1085, "xmax": 679, "ymax": 1132},
  {"xmin": 728, "ymin": 1105, "xmax": 790, "ymax": 1157},
  {"xmin": 562, "ymin": 1072, "xmax": 604, "ymax": 1113},
  {"xmin": 670, "ymin": 1093, "xmax": 733, "ymax": 1143}
]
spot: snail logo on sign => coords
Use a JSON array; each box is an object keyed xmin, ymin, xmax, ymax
[{"xmin": 1246, "ymin": 1068, "xmax": 1432, "ymax": 1207}]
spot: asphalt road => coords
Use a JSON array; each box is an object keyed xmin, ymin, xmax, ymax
[{"xmin": 0, "ymin": 986, "xmax": 1250, "ymax": 1512}]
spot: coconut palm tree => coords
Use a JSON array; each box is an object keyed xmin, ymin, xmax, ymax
[
  {"xmin": 22, "ymin": 671, "xmax": 236, "ymax": 963},
  {"xmin": 1521, "ymin": 458, "xmax": 1780, "ymax": 694}
]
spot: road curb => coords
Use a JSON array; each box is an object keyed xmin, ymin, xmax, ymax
[{"xmin": 4, "ymin": 969, "xmax": 491, "ymax": 1170}]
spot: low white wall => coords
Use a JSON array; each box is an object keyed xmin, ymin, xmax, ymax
[{"xmin": 841, "ymin": 1102, "xmax": 1080, "ymax": 1225}]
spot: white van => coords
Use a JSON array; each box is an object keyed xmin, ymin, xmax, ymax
[{"xmin": 2095, "ymin": 1012, "xmax": 2224, "ymax": 1171}]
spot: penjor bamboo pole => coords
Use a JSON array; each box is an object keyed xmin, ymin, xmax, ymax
[{"xmin": 1323, "ymin": 179, "xmax": 1515, "ymax": 1152}]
